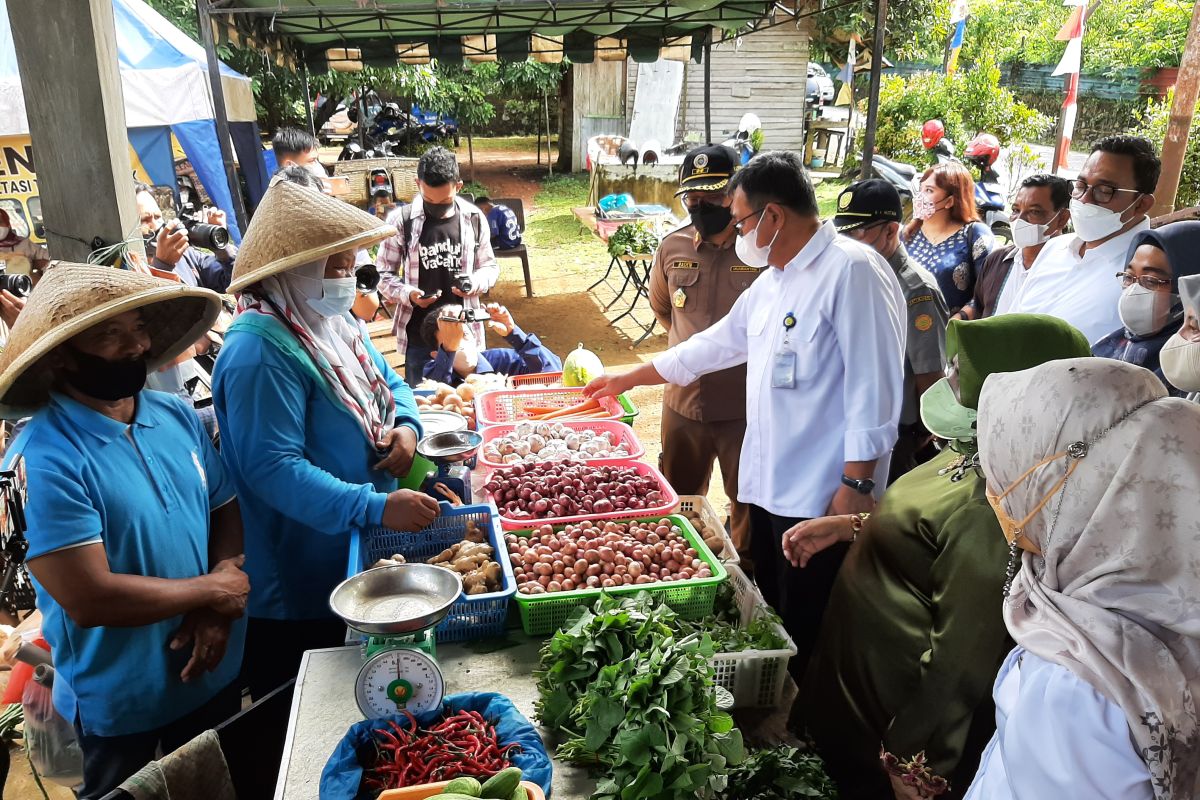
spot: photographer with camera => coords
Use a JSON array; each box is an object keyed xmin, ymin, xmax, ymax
[
  {"xmin": 420, "ymin": 302, "xmax": 560, "ymax": 386},
  {"xmin": 136, "ymin": 183, "xmax": 237, "ymax": 293},
  {"xmin": 377, "ymin": 147, "xmax": 499, "ymax": 386}
]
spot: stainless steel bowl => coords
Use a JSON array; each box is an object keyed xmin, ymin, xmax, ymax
[
  {"xmin": 417, "ymin": 429, "xmax": 483, "ymax": 465},
  {"xmin": 329, "ymin": 563, "xmax": 463, "ymax": 635}
]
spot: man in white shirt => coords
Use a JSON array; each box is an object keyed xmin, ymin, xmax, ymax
[
  {"xmin": 1013, "ymin": 135, "xmax": 1161, "ymax": 343},
  {"xmin": 586, "ymin": 151, "xmax": 906, "ymax": 669}
]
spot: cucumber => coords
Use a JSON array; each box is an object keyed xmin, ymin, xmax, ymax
[
  {"xmin": 479, "ymin": 767, "xmax": 523, "ymax": 799},
  {"xmin": 443, "ymin": 777, "xmax": 483, "ymax": 797},
  {"xmin": 509, "ymin": 786, "xmax": 529, "ymax": 800}
]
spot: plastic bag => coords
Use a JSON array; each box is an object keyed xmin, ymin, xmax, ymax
[
  {"xmin": 22, "ymin": 667, "xmax": 83, "ymax": 786},
  {"xmin": 320, "ymin": 692, "xmax": 553, "ymax": 799}
]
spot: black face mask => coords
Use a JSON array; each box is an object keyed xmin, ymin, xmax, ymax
[
  {"xmin": 423, "ymin": 199, "xmax": 454, "ymax": 220},
  {"xmin": 690, "ymin": 202, "xmax": 733, "ymax": 238},
  {"xmin": 64, "ymin": 347, "xmax": 148, "ymax": 402}
]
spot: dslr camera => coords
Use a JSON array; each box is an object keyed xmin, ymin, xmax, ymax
[
  {"xmin": 449, "ymin": 269, "xmax": 474, "ymax": 295},
  {"xmin": 0, "ymin": 261, "xmax": 31, "ymax": 299},
  {"xmin": 450, "ymin": 308, "xmax": 490, "ymax": 323},
  {"xmin": 177, "ymin": 206, "xmax": 230, "ymax": 252}
]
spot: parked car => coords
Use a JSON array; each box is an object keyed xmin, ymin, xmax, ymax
[{"xmin": 808, "ymin": 63, "xmax": 835, "ymax": 104}]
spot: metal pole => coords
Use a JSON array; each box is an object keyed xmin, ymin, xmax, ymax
[
  {"xmin": 703, "ymin": 33, "xmax": 713, "ymax": 144},
  {"xmin": 1152, "ymin": 0, "xmax": 1200, "ymax": 215},
  {"xmin": 197, "ymin": 0, "xmax": 249, "ymax": 232},
  {"xmin": 301, "ymin": 62, "xmax": 316, "ymax": 137},
  {"xmin": 860, "ymin": 0, "xmax": 889, "ymax": 177},
  {"xmin": 544, "ymin": 89, "xmax": 554, "ymax": 177},
  {"xmin": 357, "ymin": 87, "xmax": 367, "ymax": 149}
]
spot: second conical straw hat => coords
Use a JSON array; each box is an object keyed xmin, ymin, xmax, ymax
[{"xmin": 227, "ymin": 181, "xmax": 397, "ymax": 294}]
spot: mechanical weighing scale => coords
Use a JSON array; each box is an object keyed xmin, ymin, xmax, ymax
[
  {"xmin": 417, "ymin": 429, "xmax": 483, "ymax": 505},
  {"xmin": 329, "ymin": 563, "xmax": 463, "ymax": 718}
]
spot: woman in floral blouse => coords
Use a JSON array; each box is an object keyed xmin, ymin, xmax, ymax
[{"xmin": 904, "ymin": 163, "xmax": 994, "ymax": 314}]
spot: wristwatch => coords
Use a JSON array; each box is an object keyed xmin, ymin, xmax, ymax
[{"xmin": 841, "ymin": 474, "xmax": 876, "ymax": 495}]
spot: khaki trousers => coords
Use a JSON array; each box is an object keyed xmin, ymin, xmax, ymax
[{"xmin": 659, "ymin": 406, "xmax": 750, "ymax": 554}]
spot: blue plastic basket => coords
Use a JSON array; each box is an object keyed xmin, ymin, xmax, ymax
[{"xmin": 347, "ymin": 503, "xmax": 515, "ymax": 643}]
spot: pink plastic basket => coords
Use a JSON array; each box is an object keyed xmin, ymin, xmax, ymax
[
  {"xmin": 479, "ymin": 419, "xmax": 645, "ymax": 471},
  {"xmin": 508, "ymin": 371, "xmax": 563, "ymax": 388},
  {"xmin": 475, "ymin": 387, "xmax": 624, "ymax": 427},
  {"xmin": 484, "ymin": 459, "xmax": 680, "ymax": 529}
]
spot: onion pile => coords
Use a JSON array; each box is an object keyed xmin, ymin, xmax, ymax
[
  {"xmin": 483, "ymin": 421, "xmax": 631, "ymax": 466},
  {"xmin": 483, "ymin": 463, "xmax": 666, "ymax": 521},
  {"xmin": 505, "ymin": 519, "xmax": 713, "ymax": 594}
]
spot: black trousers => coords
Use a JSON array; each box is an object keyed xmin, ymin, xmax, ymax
[
  {"xmin": 74, "ymin": 680, "xmax": 241, "ymax": 800},
  {"xmin": 747, "ymin": 504, "xmax": 849, "ymax": 679},
  {"xmin": 241, "ymin": 616, "xmax": 348, "ymax": 702}
]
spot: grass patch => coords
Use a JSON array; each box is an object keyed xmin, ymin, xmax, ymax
[
  {"xmin": 814, "ymin": 178, "xmax": 851, "ymax": 220},
  {"xmin": 526, "ymin": 173, "xmax": 601, "ymax": 255},
  {"xmin": 458, "ymin": 135, "xmax": 560, "ymax": 153}
]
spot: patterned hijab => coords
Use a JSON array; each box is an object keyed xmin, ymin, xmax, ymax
[
  {"xmin": 237, "ymin": 259, "xmax": 395, "ymax": 447},
  {"xmin": 978, "ymin": 357, "xmax": 1200, "ymax": 799}
]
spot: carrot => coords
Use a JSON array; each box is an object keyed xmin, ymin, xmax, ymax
[
  {"xmin": 536, "ymin": 399, "xmax": 601, "ymax": 420},
  {"xmin": 521, "ymin": 405, "xmax": 561, "ymax": 415}
]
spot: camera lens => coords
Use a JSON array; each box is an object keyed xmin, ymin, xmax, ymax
[
  {"xmin": 355, "ymin": 263, "xmax": 380, "ymax": 292},
  {"xmin": 185, "ymin": 222, "xmax": 230, "ymax": 251},
  {"xmin": 0, "ymin": 274, "xmax": 32, "ymax": 298}
]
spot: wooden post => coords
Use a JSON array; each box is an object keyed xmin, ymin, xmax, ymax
[
  {"xmin": 301, "ymin": 62, "xmax": 317, "ymax": 137},
  {"xmin": 197, "ymin": 0, "xmax": 249, "ymax": 233},
  {"xmin": 544, "ymin": 89, "xmax": 554, "ymax": 177},
  {"xmin": 860, "ymin": 0, "xmax": 889, "ymax": 177},
  {"xmin": 1152, "ymin": 0, "xmax": 1200, "ymax": 216},
  {"xmin": 703, "ymin": 33, "xmax": 713, "ymax": 144},
  {"xmin": 7, "ymin": 0, "xmax": 138, "ymax": 261}
]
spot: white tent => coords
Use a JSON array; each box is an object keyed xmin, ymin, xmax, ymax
[{"xmin": 0, "ymin": 0, "xmax": 266, "ymax": 240}]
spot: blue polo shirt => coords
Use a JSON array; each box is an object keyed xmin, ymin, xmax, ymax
[
  {"xmin": 212, "ymin": 313, "xmax": 421, "ymax": 621},
  {"xmin": 3, "ymin": 390, "xmax": 241, "ymax": 737}
]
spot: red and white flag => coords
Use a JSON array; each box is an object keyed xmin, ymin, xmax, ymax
[{"xmin": 1052, "ymin": 0, "xmax": 1096, "ymax": 171}]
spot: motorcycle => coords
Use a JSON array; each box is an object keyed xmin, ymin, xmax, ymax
[{"xmin": 721, "ymin": 113, "xmax": 760, "ymax": 166}]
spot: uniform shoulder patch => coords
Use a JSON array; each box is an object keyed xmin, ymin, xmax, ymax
[{"xmin": 914, "ymin": 314, "xmax": 934, "ymax": 332}]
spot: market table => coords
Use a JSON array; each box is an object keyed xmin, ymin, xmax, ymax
[{"xmin": 274, "ymin": 639, "xmax": 597, "ymax": 800}]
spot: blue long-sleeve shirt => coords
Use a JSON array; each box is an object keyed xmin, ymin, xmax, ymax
[
  {"xmin": 155, "ymin": 244, "xmax": 237, "ymax": 293},
  {"xmin": 423, "ymin": 325, "xmax": 561, "ymax": 387},
  {"xmin": 213, "ymin": 313, "xmax": 421, "ymax": 620}
]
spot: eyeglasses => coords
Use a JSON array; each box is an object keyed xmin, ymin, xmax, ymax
[
  {"xmin": 733, "ymin": 207, "xmax": 765, "ymax": 234},
  {"xmin": 1071, "ymin": 179, "xmax": 1141, "ymax": 205},
  {"xmin": 1115, "ymin": 272, "xmax": 1172, "ymax": 292}
]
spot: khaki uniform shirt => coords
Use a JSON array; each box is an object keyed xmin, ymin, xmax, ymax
[
  {"xmin": 649, "ymin": 223, "xmax": 762, "ymax": 422},
  {"xmin": 888, "ymin": 244, "xmax": 949, "ymax": 426}
]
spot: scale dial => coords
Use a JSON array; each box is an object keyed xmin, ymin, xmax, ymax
[{"xmin": 355, "ymin": 647, "xmax": 445, "ymax": 718}]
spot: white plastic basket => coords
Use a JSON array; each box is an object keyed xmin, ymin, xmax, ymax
[
  {"xmin": 678, "ymin": 495, "xmax": 740, "ymax": 565},
  {"xmin": 710, "ymin": 563, "xmax": 797, "ymax": 708}
]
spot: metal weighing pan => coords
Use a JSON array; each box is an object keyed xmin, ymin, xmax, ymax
[{"xmin": 329, "ymin": 563, "xmax": 463, "ymax": 636}]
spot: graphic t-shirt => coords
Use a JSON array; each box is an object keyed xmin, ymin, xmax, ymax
[{"xmin": 405, "ymin": 211, "xmax": 463, "ymax": 346}]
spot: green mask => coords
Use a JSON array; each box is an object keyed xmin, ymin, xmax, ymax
[{"xmin": 920, "ymin": 377, "xmax": 977, "ymax": 442}]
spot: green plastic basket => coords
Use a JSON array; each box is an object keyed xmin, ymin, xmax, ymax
[
  {"xmin": 616, "ymin": 393, "xmax": 639, "ymax": 426},
  {"xmin": 509, "ymin": 514, "xmax": 727, "ymax": 635}
]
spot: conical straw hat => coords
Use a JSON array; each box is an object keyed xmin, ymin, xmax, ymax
[
  {"xmin": 227, "ymin": 181, "xmax": 397, "ymax": 293},
  {"xmin": 0, "ymin": 262, "xmax": 221, "ymax": 417}
]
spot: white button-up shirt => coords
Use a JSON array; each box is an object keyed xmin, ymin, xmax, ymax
[
  {"xmin": 1012, "ymin": 218, "xmax": 1150, "ymax": 344},
  {"xmin": 653, "ymin": 222, "xmax": 906, "ymax": 519}
]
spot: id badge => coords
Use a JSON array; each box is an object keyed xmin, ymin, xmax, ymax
[{"xmin": 771, "ymin": 349, "xmax": 797, "ymax": 389}]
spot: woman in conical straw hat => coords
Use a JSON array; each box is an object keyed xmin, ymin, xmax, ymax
[
  {"xmin": 212, "ymin": 181, "xmax": 438, "ymax": 701},
  {"xmin": 0, "ymin": 262, "xmax": 250, "ymax": 799}
]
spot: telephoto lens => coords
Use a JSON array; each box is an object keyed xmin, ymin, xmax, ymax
[{"xmin": 184, "ymin": 221, "xmax": 230, "ymax": 251}]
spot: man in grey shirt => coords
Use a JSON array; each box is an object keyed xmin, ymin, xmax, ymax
[{"xmin": 835, "ymin": 179, "xmax": 949, "ymax": 482}]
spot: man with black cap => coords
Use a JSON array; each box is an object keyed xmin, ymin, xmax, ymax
[
  {"xmin": 834, "ymin": 179, "xmax": 949, "ymax": 481},
  {"xmin": 648, "ymin": 144, "xmax": 761, "ymax": 554}
]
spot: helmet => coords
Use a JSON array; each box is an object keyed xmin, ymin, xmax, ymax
[
  {"xmin": 964, "ymin": 133, "xmax": 1001, "ymax": 168},
  {"xmin": 737, "ymin": 112, "xmax": 761, "ymax": 140},
  {"xmin": 921, "ymin": 120, "xmax": 945, "ymax": 150}
]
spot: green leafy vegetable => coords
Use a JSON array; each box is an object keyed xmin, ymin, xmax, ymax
[
  {"xmin": 606, "ymin": 222, "xmax": 660, "ymax": 259},
  {"xmin": 713, "ymin": 745, "xmax": 838, "ymax": 800}
]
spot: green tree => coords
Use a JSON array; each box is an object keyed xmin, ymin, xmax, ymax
[
  {"xmin": 1128, "ymin": 88, "xmax": 1200, "ymax": 209},
  {"xmin": 811, "ymin": 0, "xmax": 945, "ymax": 61}
]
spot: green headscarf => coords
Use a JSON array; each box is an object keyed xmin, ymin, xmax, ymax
[
  {"xmin": 921, "ymin": 314, "xmax": 1092, "ymax": 446},
  {"xmin": 949, "ymin": 313, "xmax": 1092, "ymax": 410}
]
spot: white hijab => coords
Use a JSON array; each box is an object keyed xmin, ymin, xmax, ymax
[{"xmin": 979, "ymin": 358, "xmax": 1200, "ymax": 799}]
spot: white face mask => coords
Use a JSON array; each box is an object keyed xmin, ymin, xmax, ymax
[
  {"xmin": 0, "ymin": 227, "xmax": 10, "ymax": 239},
  {"xmin": 734, "ymin": 214, "xmax": 779, "ymax": 268},
  {"xmin": 1069, "ymin": 196, "xmax": 1139, "ymax": 243},
  {"xmin": 306, "ymin": 276, "xmax": 358, "ymax": 318},
  {"xmin": 1160, "ymin": 331, "xmax": 1200, "ymax": 392},
  {"xmin": 1118, "ymin": 283, "xmax": 1178, "ymax": 337},
  {"xmin": 1010, "ymin": 211, "xmax": 1061, "ymax": 248}
]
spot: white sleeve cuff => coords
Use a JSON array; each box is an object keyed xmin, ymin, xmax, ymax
[
  {"xmin": 845, "ymin": 423, "xmax": 899, "ymax": 463},
  {"xmin": 653, "ymin": 350, "xmax": 699, "ymax": 387}
]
